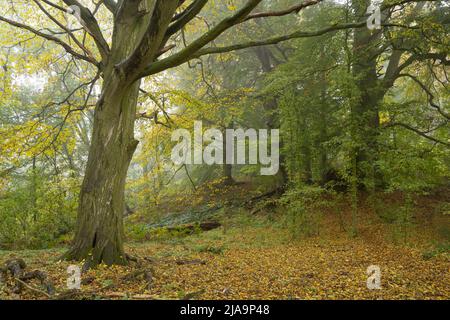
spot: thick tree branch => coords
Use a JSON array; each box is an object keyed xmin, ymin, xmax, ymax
[
  {"xmin": 118, "ymin": 0, "xmax": 180, "ymax": 79},
  {"xmin": 62, "ymin": 0, "xmax": 110, "ymax": 61},
  {"xmin": 384, "ymin": 122, "xmax": 449, "ymax": 147},
  {"xmin": 141, "ymin": 20, "xmax": 366, "ymax": 76},
  {"xmin": 391, "ymin": 52, "xmax": 450, "ymax": 82},
  {"xmin": 193, "ymin": 22, "xmax": 370, "ymax": 58},
  {"xmin": 384, "ymin": 49, "xmax": 404, "ymax": 83},
  {"xmin": 142, "ymin": 0, "xmax": 421, "ymax": 78},
  {"xmin": 165, "ymin": 0, "xmax": 209, "ymax": 38},
  {"xmin": 102, "ymin": 0, "xmax": 118, "ymax": 14},
  {"xmin": 398, "ymin": 73, "xmax": 450, "ymax": 120},
  {"xmin": 244, "ymin": 0, "xmax": 321, "ymax": 21},
  {"xmin": 172, "ymin": 0, "xmax": 198, "ymax": 21},
  {"xmin": 139, "ymin": 0, "xmax": 263, "ymax": 78}
]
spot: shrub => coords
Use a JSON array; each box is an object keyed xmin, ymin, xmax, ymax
[
  {"xmin": 0, "ymin": 175, "xmax": 78, "ymax": 249},
  {"xmin": 278, "ymin": 186, "xmax": 331, "ymax": 239}
]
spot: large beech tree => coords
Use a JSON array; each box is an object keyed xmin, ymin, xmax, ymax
[
  {"xmin": 0, "ymin": 0, "xmax": 435, "ymax": 267},
  {"xmin": 350, "ymin": 0, "xmax": 449, "ymax": 188}
]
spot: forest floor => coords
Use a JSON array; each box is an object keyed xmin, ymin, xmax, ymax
[{"xmin": 0, "ymin": 189, "xmax": 449, "ymax": 300}]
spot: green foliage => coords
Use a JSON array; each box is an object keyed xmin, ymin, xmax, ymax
[
  {"xmin": 278, "ymin": 186, "xmax": 332, "ymax": 239},
  {"xmin": 389, "ymin": 195, "xmax": 416, "ymax": 245},
  {"xmin": 0, "ymin": 0, "xmax": 449, "ymax": 256},
  {"xmin": 126, "ymin": 223, "xmax": 204, "ymax": 243},
  {"xmin": 0, "ymin": 173, "xmax": 78, "ymax": 249},
  {"xmin": 125, "ymin": 223, "xmax": 151, "ymax": 242},
  {"xmin": 193, "ymin": 244, "xmax": 224, "ymax": 255},
  {"xmin": 370, "ymin": 193, "xmax": 417, "ymax": 244},
  {"xmin": 422, "ymin": 243, "xmax": 450, "ymax": 260}
]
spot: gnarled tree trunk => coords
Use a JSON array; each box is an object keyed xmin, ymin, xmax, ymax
[
  {"xmin": 63, "ymin": 0, "xmax": 181, "ymax": 267},
  {"xmin": 63, "ymin": 1, "xmax": 160, "ymax": 266},
  {"xmin": 65, "ymin": 77, "xmax": 140, "ymax": 267}
]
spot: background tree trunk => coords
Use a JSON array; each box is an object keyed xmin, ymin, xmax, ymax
[
  {"xmin": 351, "ymin": 0, "xmax": 385, "ymax": 188},
  {"xmin": 222, "ymin": 128, "xmax": 235, "ymax": 185},
  {"xmin": 254, "ymin": 46, "xmax": 288, "ymax": 184}
]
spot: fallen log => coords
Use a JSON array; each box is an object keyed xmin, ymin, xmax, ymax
[
  {"xmin": 146, "ymin": 188, "xmax": 283, "ymax": 236},
  {"xmin": 199, "ymin": 221, "xmax": 222, "ymax": 231},
  {"xmin": 243, "ymin": 186, "xmax": 285, "ymax": 207}
]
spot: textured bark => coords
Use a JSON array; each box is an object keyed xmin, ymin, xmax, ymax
[
  {"xmin": 64, "ymin": 77, "xmax": 140, "ymax": 267},
  {"xmin": 64, "ymin": 1, "xmax": 165, "ymax": 267}
]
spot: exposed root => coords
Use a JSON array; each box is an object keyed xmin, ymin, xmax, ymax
[
  {"xmin": 14, "ymin": 278, "xmax": 51, "ymax": 298},
  {"xmin": 1, "ymin": 258, "xmax": 55, "ymax": 298},
  {"xmin": 121, "ymin": 268, "xmax": 154, "ymax": 290}
]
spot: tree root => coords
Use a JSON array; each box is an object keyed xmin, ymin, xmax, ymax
[
  {"xmin": 1, "ymin": 258, "xmax": 55, "ymax": 298},
  {"xmin": 121, "ymin": 268, "xmax": 154, "ymax": 290},
  {"xmin": 13, "ymin": 278, "xmax": 51, "ymax": 298}
]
